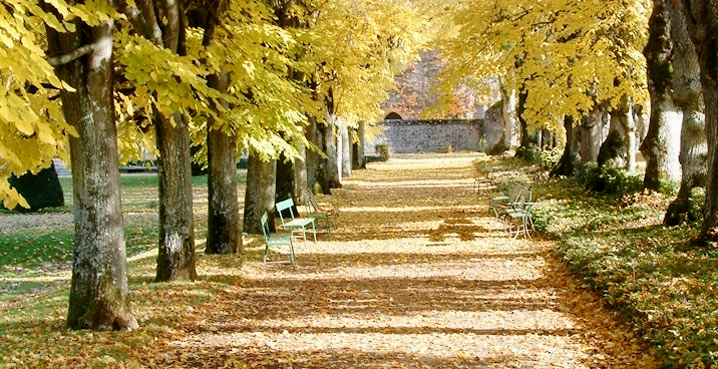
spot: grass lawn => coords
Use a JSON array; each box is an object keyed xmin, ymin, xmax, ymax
[{"xmin": 0, "ymin": 171, "xmax": 247, "ymax": 306}]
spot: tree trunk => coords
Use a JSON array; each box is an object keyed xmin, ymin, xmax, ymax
[
  {"xmin": 642, "ymin": 0, "xmax": 683, "ymax": 191},
  {"xmin": 243, "ymin": 154, "xmax": 277, "ymax": 234},
  {"xmin": 339, "ymin": 118, "xmax": 352, "ymax": 177},
  {"xmin": 130, "ymin": 0, "xmax": 198, "ymax": 281},
  {"xmin": 276, "ymin": 155, "xmax": 296, "ymax": 203},
  {"xmin": 305, "ymin": 116, "xmax": 322, "ymax": 193},
  {"xmin": 353, "ymin": 122, "xmax": 366, "ymax": 169},
  {"xmin": 680, "ymin": 0, "xmax": 718, "ymax": 241},
  {"xmin": 605, "ymin": 96, "xmax": 637, "ymax": 170},
  {"xmin": 46, "ymin": 13, "xmax": 137, "ymax": 330},
  {"xmin": 665, "ymin": 0, "xmax": 707, "ymax": 225},
  {"xmin": 155, "ymin": 113, "xmax": 197, "ymax": 281},
  {"xmin": 294, "ymin": 147, "xmax": 308, "ymax": 197},
  {"xmin": 550, "ymin": 115, "xmax": 579, "ymax": 177},
  {"xmin": 325, "ymin": 111, "xmax": 342, "ymax": 188},
  {"xmin": 206, "ymin": 71, "xmax": 241, "ymax": 254},
  {"xmin": 499, "ymin": 82, "xmax": 520, "ymax": 152},
  {"xmin": 577, "ymin": 105, "xmax": 607, "ymax": 163}
]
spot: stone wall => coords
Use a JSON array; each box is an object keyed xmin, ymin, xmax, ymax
[{"xmin": 366, "ymin": 119, "xmax": 489, "ymax": 154}]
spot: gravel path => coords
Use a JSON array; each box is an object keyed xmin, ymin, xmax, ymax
[{"xmin": 0, "ymin": 213, "xmax": 74, "ymax": 233}]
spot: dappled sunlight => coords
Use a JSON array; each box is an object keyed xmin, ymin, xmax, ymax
[
  {"xmin": 122, "ymin": 154, "xmax": 655, "ymax": 368},
  {"xmin": 0, "ymin": 154, "xmax": 657, "ymax": 368}
]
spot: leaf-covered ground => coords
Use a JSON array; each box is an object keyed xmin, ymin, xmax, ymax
[{"xmin": 1, "ymin": 154, "xmax": 658, "ymax": 368}]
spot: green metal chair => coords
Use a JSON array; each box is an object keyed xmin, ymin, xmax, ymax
[
  {"xmin": 275, "ymin": 198, "xmax": 317, "ymax": 245},
  {"xmin": 260, "ymin": 212, "xmax": 295, "ymax": 267},
  {"xmin": 302, "ymin": 189, "xmax": 331, "ymax": 239}
]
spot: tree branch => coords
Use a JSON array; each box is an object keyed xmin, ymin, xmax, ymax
[{"xmin": 47, "ymin": 44, "xmax": 95, "ymax": 66}]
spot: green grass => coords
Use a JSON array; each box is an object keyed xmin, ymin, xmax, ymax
[{"xmin": 0, "ymin": 171, "xmax": 245, "ymax": 308}]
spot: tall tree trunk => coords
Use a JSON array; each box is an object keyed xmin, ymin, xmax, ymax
[
  {"xmin": 46, "ymin": 11, "xmax": 137, "ymax": 330},
  {"xmin": 243, "ymin": 154, "xmax": 277, "ymax": 234},
  {"xmin": 139, "ymin": 0, "xmax": 197, "ymax": 281},
  {"xmin": 155, "ymin": 113, "xmax": 197, "ymax": 281},
  {"xmin": 294, "ymin": 147, "xmax": 308, "ymax": 197},
  {"xmin": 499, "ymin": 81, "xmax": 520, "ymax": 153},
  {"xmin": 196, "ymin": 6, "xmax": 241, "ymax": 254},
  {"xmin": 665, "ymin": 0, "xmax": 707, "ymax": 226},
  {"xmin": 276, "ymin": 154, "xmax": 296, "ymax": 203},
  {"xmin": 353, "ymin": 122, "xmax": 366, "ymax": 170},
  {"xmin": 325, "ymin": 111, "xmax": 342, "ymax": 188},
  {"xmin": 680, "ymin": 0, "xmax": 718, "ymax": 241},
  {"xmin": 604, "ymin": 96, "xmax": 637, "ymax": 170},
  {"xmin": 642, "ymin": 0, "xmax": 683, "ymax": 191},
  {"xmin": 305, "ymin": 116, "xmax": 323, "ymax": 193},
  {"xmin": 339, "ymin": 118, "xmax": 352, "ymax": 177},
  {"xmin": 206, "ymin": 71, "xmax": 241, "ymax": 254},
  {"xmin": 550, "ymin": 115, "xmax": 579, "ymax": 177},
  {"xmin": 578, "ymin": 105, "xmax": 607, "ymax": 163}
]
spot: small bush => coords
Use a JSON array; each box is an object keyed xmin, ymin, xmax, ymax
[
  {"xmin": 7, "ymin": 163, "xmax": 64, "ymax": 212},
  {"xmin": 375, "ymin": 144, "xmax": 390, "ymax": 161},
  {"xmin": 578, "ymin": 164, "xmax": 643, "ymax": 196}
]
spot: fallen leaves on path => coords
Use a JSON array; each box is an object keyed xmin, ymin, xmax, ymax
[
  {"xmin": 1, "ymin": 154, "xmax": 659, "ymax": 368},
  {"xmin": 133, "ymin": 154, "xmax": 659, "ymax": 368}
]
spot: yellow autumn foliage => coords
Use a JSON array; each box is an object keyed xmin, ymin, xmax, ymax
[{"xmin": 429, "ymin": 0, "xmax": 650, "ymax": 137}]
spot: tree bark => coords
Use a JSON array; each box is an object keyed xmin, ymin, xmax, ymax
[
  {"xmin": 579, "ymin": 105, "xmax": 608, "ymax": 164},
  {"xmin": 305, "ymin": 116, "xmax": 323, "ymax": 193},
  {"xmin": 46, "ymin": 9, "xmax": 137, "ymax": 330},
  {"xmin": 276, "ymin": 155, "xmax": 296, "ymax": 203},
  {"xmin": 243, "ymin": 154, "xmax": 277, "ymax": 234},
  {"xmin": 679, "ymin": 0, "xmax": 718, "ymax": 241},
  {"xmin": 605, "ymin": 96, "xmax": 637, "ymax": 170},
  {"xmin": 642, "ymin": 0, "xmax": 683, "ymax": 191},
  {"xmin": 666, "ymin": 0, "xmax": 710, "ymax": 229},
  {"xmin": 339, "ymin": 118, "xmax": 352, "ymax": 177},
  {"xmin": 155, "ymin": 113, "xmax": 197, "ymax": 281},
  {"xmin": 324, "ymin": 111, "xmax": 342, "ymax": 188},
  {"xmin": 499, "ymin": 82, "xmax": 520, "ymax": 153},
  {"xmin": 353, "ymin": 122, "xmax": 366, "ymax": 169},
  {"xmin": 206, "ymin": 71, "xmax": 241, "ymax": 254},
  {"xmin": 550, "ymin": 115, "xmax": 579, "ymax": 177}
]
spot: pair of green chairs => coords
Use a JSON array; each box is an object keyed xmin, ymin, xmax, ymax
[
  {"xmin": 260, "ymin": 191, "xmax": 333, "ymax": 267},
  {"xmin": 489, "ymin": 183, "xmax": 535, "ymax": 239}
]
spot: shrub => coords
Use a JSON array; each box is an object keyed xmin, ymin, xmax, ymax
[
  {"xmin": 577, "ymin": 164, "xmax": 643, "ymax": 196},
  {"xmin": 8, "ymin": 163, "xmax": 64, "ymax": 212},
  {"xmin": 375, "ymin": 144, "xmax": 390, "ymax": 161}
]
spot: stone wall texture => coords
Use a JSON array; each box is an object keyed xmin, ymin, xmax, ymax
[{"xmin": 365, "ymin": 120, "xmax": 488, "ymax": 154}]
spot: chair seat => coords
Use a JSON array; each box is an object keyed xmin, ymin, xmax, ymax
[
  {"xmin": 282, "ymin": 218, "xmax": 315, "ymax": 228},
  {"xmin": 266, "ymin": 233, "xmax": 293, "ymax": 246}
]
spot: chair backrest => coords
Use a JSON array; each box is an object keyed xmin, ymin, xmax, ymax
[
  {"xmin": 260, "ymin": 212, "xmax": 271, "ymax": 240},
  {"xmin": 302, "ymin": 190, "xmax": 319, "ymax": 214},
  {"xmin": 509, "ymin": 184, "xmax": 531, "ymax": 203},
  {"xmin": 275, "ymin": 198, "xmax": 296, "ymax": 225}
]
